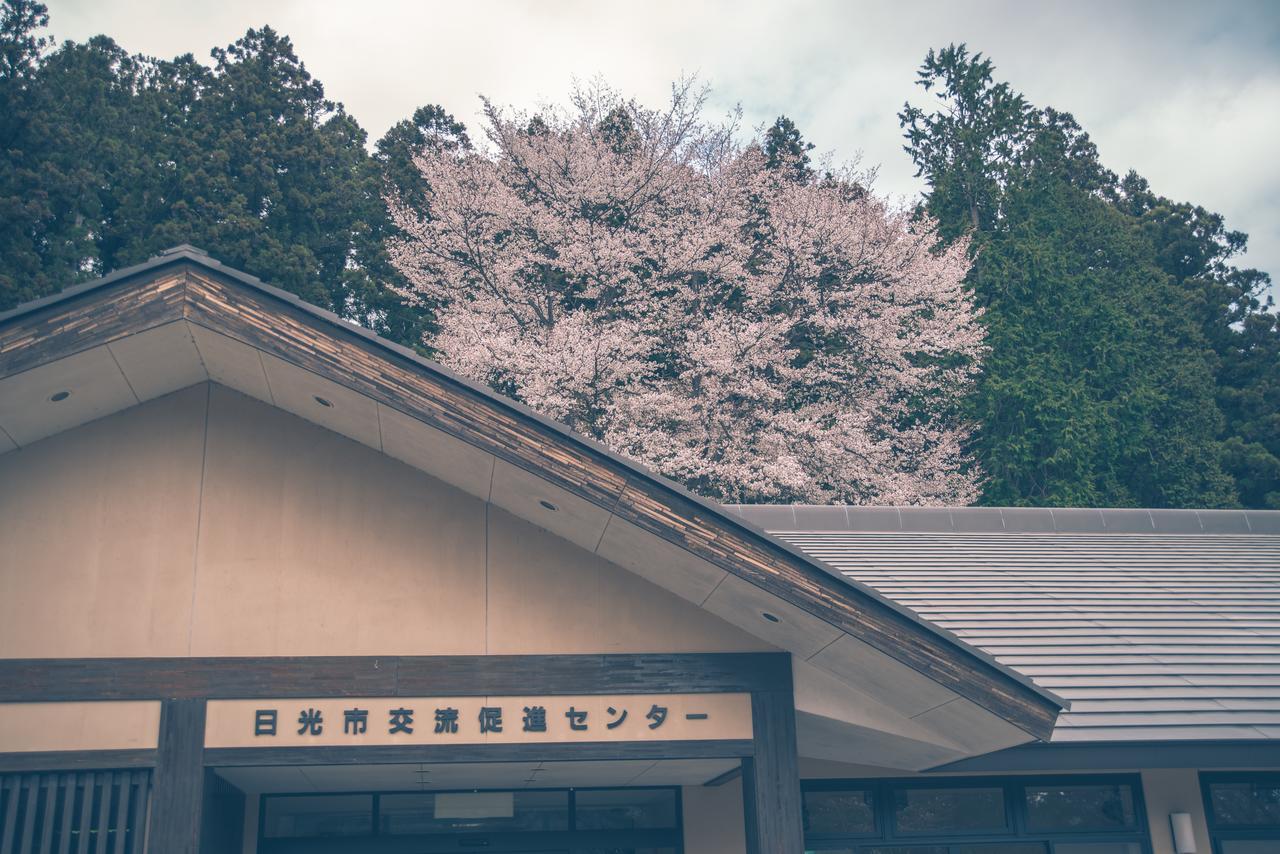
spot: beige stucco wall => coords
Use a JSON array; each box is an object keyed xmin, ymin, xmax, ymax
[
  {"xmin": 0, "ymin": 382, "xmax": 768, "ymax": 660},
  {"xmin": 0, "ymin": 701, "xmax": 161, "ymax": 752},
  {"xmin": 683, "ymin": 778, "xmax": 747, "ymax": 854},
  {"xmin": 1142, "ymin": 768, "xmax": 1212, "ymax": 854}
]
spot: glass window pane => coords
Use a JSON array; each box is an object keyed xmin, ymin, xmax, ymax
[
  {"xmin": 959, "ymin": 845, "xmax": 1048, "ymax": 854},
  {"xmin": 1025, "ymin": 783, "xmax": 1136, "ymax": 831},
  {"xmin": 893, "ymin": 786, "xmax": 1006, "ymax": 833},
  {"xmin": 1051, "ymin": 844, "xmax": 1141, "ymax": 854},
  {"xmin": 803, "ymin": 788, "xmax": 875, "ymax": 835},
  {"xmin": 574, "ymin": 788, "xmax": 677, "ymax": 830},
  {"xmin": 378, "ymin": 790, "xmax": 568, "ymax": 834},
  {"xmin": 805, "ymin": 849, "xmax": 855, "ymax": 854},
  {"xmin": 1222, "ymin": 841, "xmax": 1280, "ymax": 854},
  {"xmin": 263, "ymin": 794, "xmax": 372, "ymax": 838},
  {"xmin": 1210, "ymin": 779, "xmax": 1280, "ymax": 826}
]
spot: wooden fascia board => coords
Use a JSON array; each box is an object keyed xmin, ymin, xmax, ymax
[{"xmin": 0, "ymin": 257, "xmax": 1064, "ymax": 741}]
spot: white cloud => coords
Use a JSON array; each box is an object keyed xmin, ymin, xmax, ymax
[{"xmin": 45, "ymin": 0, "xmax": 1280, "ymax": 289}]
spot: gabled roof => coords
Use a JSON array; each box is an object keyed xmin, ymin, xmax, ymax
[
  {"xmin": 0, "ymin": 246, "xmax": 1065, "ymax": 755},
  {"xmin": 731, "ymin": 504, "xmax": 1280, "ymax": 743}
]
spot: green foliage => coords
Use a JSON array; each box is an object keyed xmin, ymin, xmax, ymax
[
  {"xmin": 763, "ymin": 115, "xmax": 814, "ymax": 181},
  {"xmin": 376, "ymin": 104, "xmax": 470, "ymax": 210},
  {"xmin": 0, "ymin": 7, "xmax": 434, "ymax": 349},
  {"xmin": 902, "ymin": 42, "xmax": 1278, "ymax": 508},
  {"xmin": 0, "ymin": 0, "xmax": 91, "ymax": 307},
  {"xmin": 899, "ymin": 45, "xmax": 1032, "ymax": 241},
  {"xmin": 1117, "ymin": 173, "xmax": 1280, "ymax": 507}
]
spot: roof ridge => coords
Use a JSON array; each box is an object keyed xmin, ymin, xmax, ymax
[{"xmin": 727, "ymin": 504, "xmax": 1280, "ymax": 535}]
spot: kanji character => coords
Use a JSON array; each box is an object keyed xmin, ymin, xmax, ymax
[
  {"xmin": 434, "ymin": 707, "xmax": 459, "ymax": 734},
  {"xmin": 479, "ymin": 706, "xmax": 503, "ymax": 734},
  {"xmin": 254, "ymin": 709, "xmax": 277, "ymax": 737},
  {"xmin": 343, "ymin": 708, "xmax": 368, "ymax": 735},
  {"xmin": 389, "ymin": 707, "xmax": 415, "ymax": 735},
  {"xmin": 522, "ymin": 706, "xmax": 547, "ymax": 733},
  {"xmin": 297, "ymin": 708, "xmax": 324, "ymax": 736}
]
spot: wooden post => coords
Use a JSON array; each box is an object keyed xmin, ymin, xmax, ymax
[
  {"xmin": 741, "ymin": 673, "xmax": 803, "ymax": 854},
  {"xmin": 147, "ymin": 698, "xmax": 207, "ymax": 853}
]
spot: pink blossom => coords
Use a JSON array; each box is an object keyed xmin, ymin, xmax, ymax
[{"xmin": 388, "ymin": 81, "xmax": 984, "ymax": 505}]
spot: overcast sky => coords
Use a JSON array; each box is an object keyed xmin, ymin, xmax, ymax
[{"xmin": 45, "ymin": 0, "xmax": 1280, "ymax": 291}]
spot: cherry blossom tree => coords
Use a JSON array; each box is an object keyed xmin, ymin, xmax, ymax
[{"xmin": 387, "ymin": 81, "xmax": 984, "ymax": 505}]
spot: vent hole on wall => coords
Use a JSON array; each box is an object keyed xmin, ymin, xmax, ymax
[
  {"xmin": 314, "ymin": 395, "xmax": 333, "ymax": 408},
  {"xmin": 538, "ymin": 499, "xmax": 559, "ymax": 512},
  {"xmin": 761, "ymin": 612, "xmax": 780, "ymax": 623},
  {"xmin": 49, "ymin": 390, "xmax": 71, "ymax": 402}
]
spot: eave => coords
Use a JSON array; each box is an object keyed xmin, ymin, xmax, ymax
[{"xmin": 0, "ymin": 246, "xmax": 1066, "ymax": 752}]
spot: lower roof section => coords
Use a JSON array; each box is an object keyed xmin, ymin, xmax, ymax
[{"xmin": 732, "ymin": 504, "xmax": 1280, "ymax": 744}]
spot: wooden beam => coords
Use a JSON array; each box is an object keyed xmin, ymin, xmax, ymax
[
  {"xmin": 741, "ymin": 688, "xmax": 804, "ymax": 854},
  {"xmin": 0, "ymin": 653, "xmax": 792, "ymax": 703},
  {"xmin": 0, "ymin": 750, "xmax": 154, "ymax": 773},
  {"xmin": 204, "ymin": 739, "xmax": 752, "ymax": 767},
  {"xmin": 0, "ymin": 268, "xmax": 187, "ymax": 379},
  {"xmin": 146, "ymin": 699, "xmax": 206, "ymax": 854}
]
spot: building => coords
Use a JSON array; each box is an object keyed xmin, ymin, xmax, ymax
[{"xmin": 0, "ymin": 245, "xmax": 1276, "ymax": 854}]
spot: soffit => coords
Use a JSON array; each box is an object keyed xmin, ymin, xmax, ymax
[{"xmin": 0, "ymin": 250, "xmax": 1064, "ymax": 753}]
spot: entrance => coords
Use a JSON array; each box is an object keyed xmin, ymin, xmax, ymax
[
  {"xmin": 254, "ymin": 787, "xmax": 681, "ymax": 853},
  {"xmin": 219, "ymin": 759, "xmax": 730, "ymax": 854}
]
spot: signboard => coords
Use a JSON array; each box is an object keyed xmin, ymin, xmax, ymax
[{"xmin": 204, "ymin": 693, "xmax": 752, "ymax": 748}]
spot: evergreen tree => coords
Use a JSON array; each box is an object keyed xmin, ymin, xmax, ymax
[
  {"xmin": 373, "ymin": 104, "xmax": 471, "ymax": 351},
  {"xmin": 902, "ymin": 43, "xmax": 1246, "ymax": 508},
  {"xmin": 763, "ymin": 115, "xmax": 814, "ymax": 181},
  {"xmin": 0, "ymin": 0, "xmax": 90, "ymax": 308},
  {"xmin": 0, "ymin": 7, "xmax": 424, "ymax": 347},
  {"xmin": 1117, "ymin": 173, "xmax": 1280, "ymax": 507}
]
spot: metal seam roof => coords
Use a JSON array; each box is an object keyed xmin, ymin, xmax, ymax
[{"xmin": 731, "ymin": 506, "xmax": 1280, "ymax": 743}]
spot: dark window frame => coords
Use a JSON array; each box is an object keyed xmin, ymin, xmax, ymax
[
  {"xmin": 1200, "ymin": 771, "xmax": 1280, "ymax": 854},
  {"xmin": 256, "ymin": 784, "xmax": 683, "ymax": 852},
  {"xmin": 888, "ymin": 777, "xmax": 1014, "ymax": 838},
  {"xmin": 802, "ymin": 774, "xmax": 1152, "ymax": 854}
]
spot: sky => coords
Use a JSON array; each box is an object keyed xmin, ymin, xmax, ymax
[{"xmin": 44, "ymin": 0, "xmax": 1280, "ymax": 291}]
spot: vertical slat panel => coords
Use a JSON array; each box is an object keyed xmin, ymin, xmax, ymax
[
  {"xmin": 107, "ymin": 776, "xmax": 128, "ymax": 854},
  {"xmin": 126, "ymin": 773, "xmax": 146, "ymax": 854},
  {"xmin": 55, "ymin": 775, "xmax": 73, "ymax": 854},
  {"xmin": 125, "ymin": 774, "xmax": 146, "ymax": 854},
  {"xmin": 74, "ymin": 774, "xmax": 92, "ymax": 854},
  {"xmin": 18, "ymin": 776, "xmax": 39, "ymax": 854},
  {"xmin": 16, "ymin": 778, "xmax": 39, "ymax": 854},
  {"xmin": 91, "ymin": 775, "xmax": 110, "ymax": 854},
  {"xmin": 36, "ymin": 776, "xmax": 55, "ymax": 854},
  {"xmin": 1, "ymin": 776, "xmax": 19, "ymax": 854}
]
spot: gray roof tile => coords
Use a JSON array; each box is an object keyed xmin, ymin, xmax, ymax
[{"xmin": 734, "ymin": 509, "xmax": 1280, "ymax": 743}]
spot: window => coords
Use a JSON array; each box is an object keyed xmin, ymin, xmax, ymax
[
  {"xmin": 378, "ymin": 790, "xmax": 568, "ymax": 834},
  {"xmin": 258, "ymin": 787, "xmax": 682, "ymax": 851},
  {"xmin": 801, "ymin": 776, "xmax": 1150, "ymax": 854},
  {"xmin": 1024, "ymin": 783, "xmax": 1137, "ymax": 832},
  {"xmin": 1202, "ymin": 773, "xmax": 1280, "ymax": 854},
  {"xmin": 263, "ymin": 794, "xmax": 373, "ymax": 838},
  {"xmin": 894, "ymin": 786, "xmax": 1007, "ymax": 834},
  {"xmin": 804, "ymin": 787, "xmax": 877, "ymax": 836},
  {"xmin": 1206, "ymin": 776, "xmax": 1280, "ymax": 827},
  {"xmin": 574, "ymin": 788, "xmax": 678, "ymax": 830}
]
